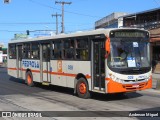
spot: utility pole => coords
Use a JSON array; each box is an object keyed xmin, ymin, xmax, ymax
[
  {"xmin": 55, "ymin": 1, "xmax": 72, "ymax": 33},
  {"xmin": 52, "ymin": 13, "xmax": 62, "ymax": 35}
]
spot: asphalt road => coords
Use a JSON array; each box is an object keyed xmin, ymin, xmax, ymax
[{"xmin": 0, "ymin": 67, "xmax": 160, "ymax": 120}]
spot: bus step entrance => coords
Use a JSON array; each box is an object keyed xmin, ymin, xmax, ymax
[{"xmin": 42, "ymin": 82, "xmax": 50, "ymax": 86}]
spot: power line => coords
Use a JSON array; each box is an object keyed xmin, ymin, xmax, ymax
[
  {"xmin": 0, "ymin": 30, "xmax": 24, "ymax": 32},
  {"xmin": 55, "ymin": 1, "xmax": 72, "ymax": 33},
  {"xmin": 0, "ymin": 22, "xmax": 93, "ymax": 28},
  {"xmin": 28, "ymin": 0, "xmax": 101, "ymax": 18},
  {"xmin": 0, "ymin": 22, "xmax": 55, "ymax": 25},
  {"xmin": 28, "ymin": 0, "xmax": 56, "ymax": 9},
  {"xmin": 0, "ymin": 29, "xmax": 55, "ymax": 33},
  {"xmin": 153, "ymin": 0, "xmax": 160, "ymax": 6}
]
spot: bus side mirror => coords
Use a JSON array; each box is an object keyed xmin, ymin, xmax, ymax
[{"xmin": 105, "ymin": 37, "xmax": 110, "ymax": 58}]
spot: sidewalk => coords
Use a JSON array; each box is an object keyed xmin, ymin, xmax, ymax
[
  {"xmin": 152, "ymin": 73, "xmax": 160, "ymax": 79},
  {"xmin": 152, "ymin": 73, "xmax": 160, "ymax": 89}
]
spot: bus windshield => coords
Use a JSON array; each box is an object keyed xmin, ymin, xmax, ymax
[{"xmin": 107, "ymin": 38, "xmax": 151, "ymax": 74}]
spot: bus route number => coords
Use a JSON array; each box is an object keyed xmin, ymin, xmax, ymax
[{"xmin": 68, "ymin": 65, "xmax": 73, "ymax": 70}]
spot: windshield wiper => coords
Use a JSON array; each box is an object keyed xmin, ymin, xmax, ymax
[
  {"xmin": 137, "ymin": 42, "xmax": 142, "ymax": 67},
  {"xmin": 133, "ymin": 68, "xmax": 140, "ymax": 70}
]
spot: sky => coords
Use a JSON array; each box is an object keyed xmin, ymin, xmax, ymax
[{"xmin": 0, "ymin": 0, "xmax": 160, "ymax": 47}]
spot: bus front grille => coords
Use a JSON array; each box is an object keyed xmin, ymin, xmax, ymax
[
  {"xmin": 123, "ymin": 82, "xmax": 147, "ymax": 90},
  {"xmin": 123, "ymin": 79, "xmax": 146, "ymax": 83}
]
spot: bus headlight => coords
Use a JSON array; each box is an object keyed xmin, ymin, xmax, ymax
[
  {"xmin": 110, "ymin": 75, "xmax": 116, "ymax": 80},
  {"xmin": 145, "ymin": 75, "xmax": 151, "ymax": 81},
  {"xmin": 115, "ymin": 78, "xmax": 124, "ymax": 84},
  {"xmin": 110, "ymin": 74, "xmax": 124, "ymax": 84}
]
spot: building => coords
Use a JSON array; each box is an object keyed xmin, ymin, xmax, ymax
[
  {"xmin": 2, "ymin": 48, "xmax": 7, "ymax": 63},
  {"xmin": 95, "ymin": 12, "xmax": 128, "ymax": 29},
  {"xmin": 95, "ymin": 8, "xmax": 160, "ymax": 73},
  {"xmin": 122, "ymin": 8, "xmax": 160, "ymax": 73},
  {"xmin": 0, "ymin": 43, "xmax": 7, "ymax": 65}
]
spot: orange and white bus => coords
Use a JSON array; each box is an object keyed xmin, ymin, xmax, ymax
[{"xmin": 8, "ymin": 28, "xmax": 152, "ymax": 98}]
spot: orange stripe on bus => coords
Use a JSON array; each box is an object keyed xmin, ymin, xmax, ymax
[
  {"xmin": 8, "ymin": 68, "xmax": 17, "ymax": 70},
  {"xmin": 8, "ymin": 68, "xmax": 91, "ymax": 79},
  {"xmin": 50, "ymin": 72, "xmax": 76, "ymax": 77},
  {"xmin": 31, "ymin": 70, "xmax": 40, "ymax": 73},
  {"xmin": 105, "ymin": 78, "xmax": 110, "ymax": 80},
  {"xmin": 8, "ymin": 68, "xmax": 40, "ymax": 73},
  {"xmin": 86, "ymin": 75, "xmax": 91, "ymax": 79},
  {"xmin": 43, "ymin": 70, "xmax": 48, "ymax": 73}
]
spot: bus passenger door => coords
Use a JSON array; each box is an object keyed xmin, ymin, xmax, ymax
[
  {"xmin": 92, "ymin": 40, "xmax": 105, "ymax": 91},
  {"xmin": 41, "ymin": 43, "xmax": 51, "ymax": 83},
  {"xmin": 16, "ymin": 45, "xmax": 22, "ymax": 78}
]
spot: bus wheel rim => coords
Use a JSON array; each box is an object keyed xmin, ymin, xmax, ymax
[
  {"xmin": 27, "ymin": 75, "xmax": 32, "ymax": 85},
  {"xmin": 79, "ymin": 82, "xmax": 87, "ymax": 94}
]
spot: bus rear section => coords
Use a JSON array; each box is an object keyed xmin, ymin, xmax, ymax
[{"xmin": 105, "ymin": 29, "xmax": 152, "ymax": 94}]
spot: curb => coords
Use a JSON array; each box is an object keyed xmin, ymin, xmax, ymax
[
  {"xmin": 145, "ymin": 89, "xmax": 160, "ymax": 93},
  {"xmin": 156, "ymin": 79, "xmax": 160, "ymax": 90}
]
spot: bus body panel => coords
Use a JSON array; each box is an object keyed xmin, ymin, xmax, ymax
[
  {"xmin": 8, "ymin": 59, "xmax": 17, "ymax": 78},
  {"xmin": 50, "ymin": 60, "xmax": 91, "ymax": 90},
  {"xmin": 50, "ymin": 60, "xmax": 67, "ymax": 87},
  {"xmin": 21, "ymin": 59, "xmax": 41, "ymax": 83},
  {"xmin": 65, "ymin": 61, "xmax": 91, "ymax": 89}
]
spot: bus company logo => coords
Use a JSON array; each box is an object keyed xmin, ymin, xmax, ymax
[
  {"xmin": 22, "ymin": 60, "xmax": 40, "ymax": 68},
  {"xmin": 57, "ymin": 60, "xmax": 62, "ymax": 72}
]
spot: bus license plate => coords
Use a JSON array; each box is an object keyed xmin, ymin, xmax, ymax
[{"xmin": 133, "ymin": 84, "xmax": 139, "ymax": 88}]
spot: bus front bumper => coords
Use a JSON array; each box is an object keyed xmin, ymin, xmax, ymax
[{"xmin": 106, "ymin": 77, "xmax": 152, "ymax": 93}]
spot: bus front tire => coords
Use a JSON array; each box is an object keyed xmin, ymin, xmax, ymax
[
  {"xmin": 76, "ymin": 78, "xmax": 90, "ymax": 99},
  {"xmin": 26, "ymin": 71, "xmax": 34, "ymax": 87}
]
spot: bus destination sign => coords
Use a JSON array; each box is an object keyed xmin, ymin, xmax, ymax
[{"xmin": 111, "ymin": 31, "xmax": 148, "ymax": 38}]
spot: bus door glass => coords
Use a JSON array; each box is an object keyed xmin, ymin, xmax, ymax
[
  {"xmin": 41, "ymin": 43, "xmax": 51, "ymax": 82},
  {"xmin": 92, "ymin": 39, "xmax": 105, "ymax": 91},
  {"xmin": 16, "ymin": 45, "xmax": 22, "ymax": 78}
]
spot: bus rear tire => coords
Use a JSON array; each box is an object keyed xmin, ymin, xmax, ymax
[
  {"xmin": 76, "ymin": 78, "xmax": 90, "ymax": 99},
  {"xmin": 26, "ymin": 71, "xmax": 34, "ymax": 87}
]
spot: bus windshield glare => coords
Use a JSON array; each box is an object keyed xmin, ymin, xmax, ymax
[{"xmin": 108, "ymin": 31, "xmax": 151, "ymax": 74}]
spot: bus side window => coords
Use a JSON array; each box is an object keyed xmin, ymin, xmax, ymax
[
  {"xmin": 9, "ymin": 44, "xmax": 16, "ymax": 59},
  {"xmin": 53, "ymin": 41, "xmax": 62, "ymax": 59},
  {"xmin": 22, "ymin": 43, "xmax": 31, "ymax": 59},
  {"xmin": 63, "ymin": 39, "xmax": 75, "ymax": 60},
  {"xmin": 75, "ymin": 38, "xmax": 89, "ymax": 61},
  {"xmin": 30, "ymin": 43, "xmax": 40, "ymax": 59},
  {"xmin": 22, "ymin": 44, "xmax": 26, "ymax": 59},
  {"xmin": 46, "ymin": 44, "xmax": 50, "ymax": 60},
  {"xmin": 52, "ymin": 42, "xmax": 55, "ymax": 58},
  {"xmin": 42, "ymin": 44, "xmax": 50, "ymax": 60}
]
